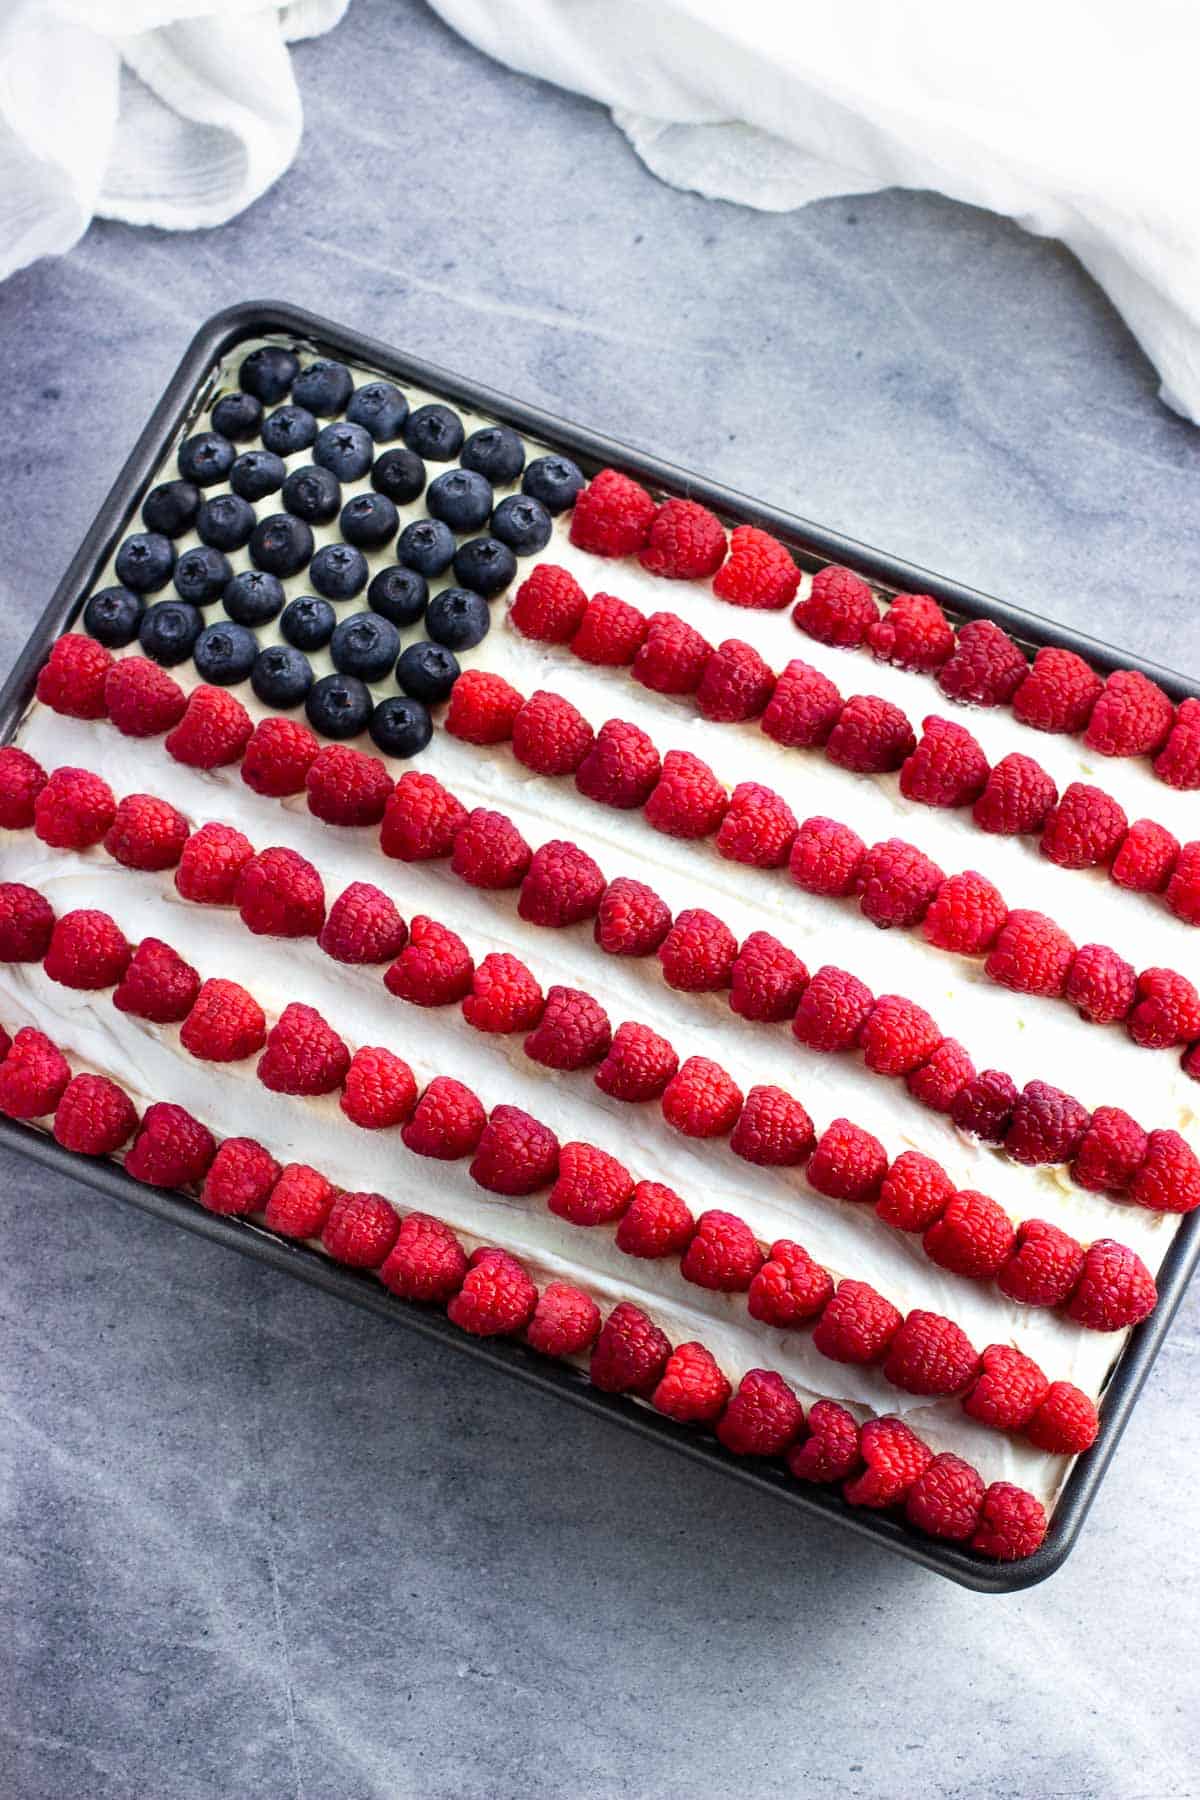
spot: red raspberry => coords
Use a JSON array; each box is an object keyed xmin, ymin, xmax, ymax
[
  {"xmin": 0, "ymin": 1028, "xmax": 70, "ymax": 1119},
  {"xmin": 1165, "ymin": 841, "xmax": 1200, "ymax": 925},
  {"xmin": 113, "ymin": 936, "xmax": 199, "ymax": 1023},
  {"xmin": 792, "ymin": 964, "xmax": 874, "ymax": 1052},
  {"xmin": 1072, "ymin": 1106, "xmax": 1149, "ymax": 1193},
  {"xmin": 614, "ymin": 1180, "xmax": 694, "ymax": 1257},
  {"xmin": 883, "ymin": 1311, "xmax": 979, "ymax": 1396},
  {"xmin": 525, "ymin": 1282, "xmax": 601, "ymax": 1358},
  {"xmin": 164, "ymin": 685, "xmax": 253, "ymax": 768},
  {"xmin": 450, "ymin": 808, "xmax": 531, "ymax": 889},
  {"xmin": 575, "ymin": 717, "xmax": 660, "ymax": 809},
  {"xmin": 651, "ymin": 1342, "xmax": 731, "ymax": 1422},
  {"xmin": 788, "ymin": 815, "xmax": 865, "ymax": 897},
  {"xmin": 658, "ymin": 907, "xmax": 738, "ymax": 991},
  {"xmin": 950, "ymin": 1070, "xmax": 1018, "ymax": 1142},
  {"xmin": 712, "ymin": 524, "xmax": 800, "ymax": 609},
  {"xmin": 318, "ymin": 881, "xmax": 408, "ymax": 965},
  {"xmin": 263, "ymin": 1164, "xmax": 337, "ymax": 1240},
  {"xmin": 461, "ymin": 952, "xmax": 545, "ymax": 1034},
  {"xmin": 905, "ymin": 1036, "xmax": 975, "ymax": 1112},
  {"xmin": 997, "ymin": 1218, "xmax": 1085, "ymax": 1308},
  {"xmin": 661, "ymin": 1056, "xmax": 743, "ymax": 1137},
  {"xmin": 865, "ymin": 593, "xmax": 954, "ymax": 672},
  {"xmin": 340, "ymin": 1045, "xmax": 418, "ymax": 1129},
  {"xmin": 400, "ymin": 1077, "xmax": 486, "ymax": 1160},
  {"xmin": 1154, "ymin": 697, "xmax": 1200, "ymax": 790},
  {"xmin": 378, "ymin": 1211, "xmax": 467, "ymax": 1300},
  {"xmin": 385, "ymin": 915, "xmax": 474, "ymax": 1006},
  {"xmin": 1012, "ymin": 646, "xmax": 1103, "ymax": 733},
  {"xmin": 643, "ymin": 751, "xmax": 728, "ymax": 838},
  {"xmin": 747, "ymin": 1238, "xmax": 832, "ymax": 1326},
  {"xmin": 1065, "ymin": 1238, "xmax": 1156, "ymax": 1331},
  {"xmin": 321, "ymin": 1190, "xmax": 400, "ymax": 1269},
  {"xmin": 445, "ymin": 669, "xmax": 524, "ymax": 746},
  {"xmin": 632, "ymin": 612, "xmax": 714, "ymax": 696},
  {"xmin": 235, "ymin": 845, "xmax": 325, "ymax": 938},
  {"xmin": 1064, "ymin": 943, "xmax": 1136, "ymax": 1024},
  {"xmin": 972, "ymin": 752, "xmax": 1058, "ymax": 835},
  {"xmin": 1040, "ymin": 781, "xmax": 1127, "ymax": 869},
  {"xmin": 875, "ymin": 1151, "xmax": 953, "ymax": 1232},
  {"xmin": 548, "ymin": 1141, "xmax": 634, "ymax": 1225},
  {"xmin": 825, "ymin": 694, "xmax": 916, "ymax": 774},
  {"xmin": 36, "ymin": 632, "xmax": 111, "ymax": 718},
  {"xmin": 241, "ymin": 715, "xmax": 319, "ymax": 797},
  {"xmin": 1085, "ymin": 669, "xmax": 1174, "ymax": 757},
  {"xmin": 859, "ymin": 994, "xmax": 942, "ymax": 1077},
  {"xmin": 1024, "ymin": 1384, "xmax": 1099, "ymax": 1454},
  {"xmin": 103, "ymin": 656, "xmax": 187, "ymax": 737},
  {"xmin": 970, "ymin": 1483, "xmax": 1047, "ymax": 1560},
  {"xmin": 569, "ymin": 468, "xmax": 655, "ymax": 557},
  {"xmin": 589, "ymin": 1301, "xmax": 672, "ymax": 1394},
  {"xmin": 380, "ymin": 771, "xmax": 468, "ymax": 861},
  {"xmin": 730, "ymin": 1083, "xmax": 815, "ymax": 1166},
  {"xmin": 124, "ymin": 1102, "xmax": 216, "ymax": 1187},
  {"xmin": 843, "ymin": 1416, "xmax": 933, "ymax": 1508},
  {"xmin": 857, "ymin": 838, "xmax": 944, "ymax": 929},
  {"xmin": 924, "ymin": 1190, "xmax": 1016, "ymax": 1279},
  {"xmin": 53, "ymin": 1072, "xmax": 138, "ymax": 1155},
  {"xmin": 715, "ymin": 782, "xmax": 797, "ymax": 868},
  {"xmin": 447, "ymin": 1248, "xmax": 538, "ymax": 1336},
  {"xmin": 1128, "ymin": 966, "xmax": 1200, "ymax": 1048},
  {"xmin": 44, "ymin": 908, "xmax": 131, "ymax": 990},
  {"xmin": 175, "ymin": 820, "xmax": 253, "ymax": 903},
  {"xmin": 200, "ymin": 1137, "xmax": 281, "ymax": 1217},
  {"xmin": 1129, "ymin": 1129, "xmax": 1200, "ymax": 1213},
  {"xmin": 511, "ymin": 690, "xmax": 595, "ymax": 776},
  {"xmin": 905, "ymin": 1453, "xmax": 985, "ymax": 1542},
  {"xmin": 728, "ymin": 931, "xmax": 808, "ymax": 1022},
  {"xmin": 900, "ymin": 716, "xmax": 990, "ymax": 808},
  {"xmin": 695, "ymin": 640, "xmax": 775, "ymax": 723},
  {"xmin": 793, "ymin": 565, "xmax": 876, "ymax": 647},
  {"xmin": 760, "ymin": 659, "xmax": 842, "ymax": 748},
  {"xmin": 102, "ymin": 793, "xmax": 189, "ymax": 871},
  {"xmin": 0, "ymin": 883, "xmax": 54, "ymax": 962},
  {"xmin": 985, "ymin": 909, "xmax": 1075, "ymax": 996},
  {"xmin": 470, "ymin": 1104, "xmax": 559, "ymax": 1195},
  {"xmin": 0, "ymin": 746, "xmax": 46, "ymax": 827},
  {"xmin": 179, "ymin": 978, "xmax": 267, "ymax": 1062},
  {"xmin": 594, "ymin": 876, "xmax": 671, "ymax": 955},
  {"xmin": 524, "ymin": 985, "xmax": 611, "ymax": 1070},
  {"xmin": 570, "ymin": 592, "xmax": 648, "ymax": 665},
  {"xmin": 509, "ymin": 564, "xmax": 588, "ymax": 643},
  {"xmin": 807, "ymin": 1118, "xmax": 888, "ymax": 1203},
  {"xmin": 936, "ymin": 619, "xmax": 1027, "ymax": 707},
  {"xmin": 638, "ymin": 497, "xmax": 727, "ymax": 579},
  {"xmin": 921, "ymin": 870, "xmax": 1008, "ymax": 954},
  {"xmin": 305, "ymin": 744, "xmax": 393, "ymax": 826},
  {"xmin": 34, "ymin": 766, "xmax": 115, "ymax": 849},
  {"xmin": 1004, "ymin": 1081, "xmax": 1090, "ymax": 1165},
  {"xmin": 257, "ymin": 1001, "xmax": 351, "ymax": 1095},
  {"xmin": 786, "ymin": 1400, "xmax": 862, "ymax": 1484},
  {"xmin": 680, "ymin": 1208, "xmax": 763, "ymax": 1290},
  {"xmin": 593, "ymin": 1020, "xmax": 678, "ymax": 1101},
  {"xmin": 518, "ymin": 838, "xmax": 606, "ymax": 927},
  {"xmin": 716, "ymin": 1370, "xmax": 805, "ymax": 1456},
  {"xmin": 1111, "ymin": 818, "xmax": 1179, "ymax": 893}
]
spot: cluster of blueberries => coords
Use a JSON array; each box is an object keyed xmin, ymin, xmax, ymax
[{"xmin": 82, "ymin": 344, "xmax": 585, "ymax": 756}]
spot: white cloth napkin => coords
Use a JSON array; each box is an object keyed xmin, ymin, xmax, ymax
[{"xmin": 429, "ymin": 0, "xmax": 1200, "ymax": 424}]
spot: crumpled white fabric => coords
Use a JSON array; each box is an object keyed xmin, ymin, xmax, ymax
[
  {"xmin": 0, "ymin": 0, "xmax": 346, "ymax": 273},
  {"xmin": 428, "ymin": 0, "xmax": 1200, "ymax": 423}
]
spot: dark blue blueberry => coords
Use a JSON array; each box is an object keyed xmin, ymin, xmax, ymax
[
  {"xmin": 368, "ymin": 565, "xmax": 427, "ymax": 627},
  {"xmin": 142, "ymin": 479, "xmax": 200, "ymax": 537},
  {"xmin": 490, "ymin": 493, "xmax": 552, "ymax": 556},
  {"xmin": 461, "ymin": 424, "xmax": 525, "ymax": 484},
  {"xmin": 310, "ymin": 542, "xmax": 368, "ymax": 601},
  {"xmin": 522, "ymin": 454, "xmax": 585, "ymax": 514},
  {"xmin": 330, "ymin": 612, "xmax": 400, "ymax": 682},
  {"xmin": 371, "ymin": 446, "xmax": 426, "ymax": 505},
  {"xmin": 250, "ymin": 512, "xmax": 314, "ymax": 578},
  {"xmin": 224, "ymin": 569, "xmax": 286, "ymax": 627},
  {"xmin": 193, "ymin": 621, "xmax": 258, "ymax": 685},
  {"xmin": 403, "ymin": 403, "xmax": 464, "ymax": 462},
  {"xmin": 252, "ymin": 644, "xmax": 314, "ymax": 710},
  {"xmin": 211, "ymin": 390, "xmax": 263, "ymax": 441},
  {"xmin": 306, "ymin": 671, "xmax": 372, "ymax": 739},
  {"xmin": 261, "ymin": 404, "xmax": 318, "ymax": 455},
  {"xmin": 339, "ymin": 491, "xmax": 398, "ymax": 550},
  {"xmin": 281, "ymin": 463, "xmax": 341, "ymax": 525},
  {"xmin": 239, "ymin": 345, "xmax": 299, "ymax": 405},
  {"xmin": 280, "ymin": 595, "xmax": 336, "ymax": 650},
  {"xmin": 396, "ymin": 639, "xmax": 459, "ymax": 705},
  {"xmin": 397, "ymin": 517, "xmax": 455, "ymax": 577},
  {"xmin": 452, "ymin": 535, "xmax": 516, "ymax": 596},
  {"xmin": 347, "ymin": 381, "xmax": 409, "ymax": 441},
  {"xmin": 115, "ymin": 531, "xmax": 175, "ymax": 594},
  {"xmin": 196, "ymin": 493, "xmax": 256, "ymax": 553},
  {"xmin": 425, "ymin": 586, "xmax": 489, "ymax": 651},
  {"xmin": 82, "ymin": 585, "xmax": 143, "ymax": 648},
  {"xmin": 313, "ymin": 420, "xmax": 374, "ymax": 482},
  {"xmin": 174, "ymin": 544, "xmax": 233, "ymax": 604},
  {"xmin": 426, "ymin": 467, "xmax": 493, "ymax": 533},
  {"xmin": 230, "ymin": 449, "xmax": 286, "ymax": 502},
  {"xmin": 369, "ymin": 695, "xmax": 432, "ymax": 759},
  {"xmin": 177, "ymin": 431, "xmax": 235, "ymax": 487},
  {"xmin": 292, "ymin": 359, "xmax": 354, "ymax": 417},
  {"xmin": 138, "ymin": 599, "xmax": 202, "ymax": 665}
]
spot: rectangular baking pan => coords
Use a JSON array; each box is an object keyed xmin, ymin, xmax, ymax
[{"xmin": 2, "ymin": 299, "xmax": 1196, "ymax": 1593}]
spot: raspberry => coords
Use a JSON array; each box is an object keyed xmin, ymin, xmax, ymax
[
  {"xmin": 590, "ymin": 1302, "xmax": 672, "ymax": 1395},
  {"xmin": 321, "ymin": 1190, "xmax": 400, "ymax": 1269},
  {"xmin": 235, "ymin": 845, "xmax": 325, "ymax": 938},
  {"xmin": 164, "ymin": 685, "xmax": 253, "ymax": 768},
  {"xmin": 997, "ymin": 1218, "xmax": 1085, "ymax": 1308},
  {"xmin": 747, "ymin": 1238, "xmax": 832, "ymax": 1326},
  {"xmin": 379, "ymin": 1211, "xmax": 467, "ymax": 1301},
  {"xmin": 525, "ymin": 1283, "xmax": 601, "ymax": 1358},
  {"xmin": 509, "ymin": 564, "xmax": 588, "ymax": 642},
  {"xmin": 125, "ymin": 1102, "xmax": 216, "ymax": 1187},
  {"xmin": 812, "ymin": 1279, "xmax": 902, "ymax": 1364},
  {"xmin": 658, "ymin": 907, "xmax": 738, "ymax": 991},
  {"xmin": 319, "ymin": 882, "xmax": 408, "ymax": 965},
  {"xmin": 570, "ymin": 592, "xmax": 648, "ymax": 665},
  {"xmin": 680, "ymin": 1208, "xmax": 763, "ymax": 1290},
  {"xmin": 638, "ymin": 497, "xmax": 727, "ymax": 579},
  {"xmin": 1024, "ymin": 1384, "xmax": 1099, "ymax": 1454},
  {"xmin": 651, "ymin": 1342, "xmax": 731, "ymax": 1422},
  {"xmin": 175, "ymin": 820, "xmax": 253, "ymax": 903},
  {"xmin": 1072, "ymin": 1106, "xmax": 1149, "ymax": 1194},
  {"xmin": 924, "ymin": 1190, "xmax": 1015, "ymax": 1279},
  {"xmin": 786, "ymin": 1400, "xmax": 862, "ymax": 1484},
  {"xmin": 461, "ymin": 952, "xmax": 545, "ymax": 1034},
  {"xmin": 644, "ymin": 750, "xmax": 727, "ymax": 838},
  {"xmin": 0, "ymin": 1028, "xmax": 70, "ymax": 1119},
  {"xmin": 518, "ymin": 838, "xmax": 606, "ymax": 927},
  {"xmin": 257, "ymin": 1001, "xmax": 351, "ymax": 1095},
  {"xmin": 0, "ymin": 883, "xmax": 54, "ymax": 962},
  {"xmin": 445, "ymin": 669, "xmax": 524, "ymax": 746},
  {"xmin": 113, "ymin": 937, "xmax": 199, "ymax": 1023},
  {"xmin": 843, "ymin": 1417, "xmax": 933, "ymax": 1508},
  {"xmin": 661, "ymin": 1056, "xmax": 743, "ymax": 1137},
  {"xmin": 730, "ymin": 1082, "xmax": 815, "ymax": 1167},
  {"xmin": 865, "ymin": 593, "xmax": 954, "ymax": 672},
  {"xmin": 921, "ymin": 870, "xmax": 1008, "ymax": 954},
  {"xmin": 594, "ymin": 876, "xmax": 671, "ymax": 955},
  {"xmin": 1012, "ymin": 646, "xmax": 1103, "ymax": 733},
  {"xmin": 857, "ymin": 838, "xmax": 943, "ymax": 928},
  {"xmin": 760, "ymin": 659, "xmax": 842, "ymax": 749},
  {"xmin": 34, "ymin": 766, "xmax": 115, "ymax": 849},
  {"xmin": 44, "ymin": 908, "xmax": 131, "ymax": 990},
  {"xmin": 385, "ymin": 915, "xmax": 474, "ymax": 1006},
  {"xmin": 305, "ymin": 743, "xmax": 393, "ymax": 826},
  {"xmin": 875, "ymin": 1151, "xmax": 953, "ymax": 1232},
  {"xmin": 712, "ymin": 524, "xmax": 800, "ymax": 609},
  {"xmin": 340, "ymin": 1045, "xmax": 418, "ymax": 1129},
  {"xmin": 807, "ymin": 1118, "xmax": 888, "ymax": 1203},
  {"xmin": 972, "ymin": 752, "xmax": 1058, "ymax": 835},
  {"xmin": 728, "ymin": 931, "xmax": 808, "ymax": 1022},
  {"xmin": 470, "ymin": 1104, "xmax": 559, "ymax": 1195},
  {"xmin": 614, "ymin": 1180, "xmax": 694, "ymax": 1257},
  {"xmin": 1165, "ymin": 841, "xmax": 1200, "ymax": 925},
  {"xmin": 593, "ymin": 1020, "xmax": 678, "ymax": 1101},
  {"xmin": 696, "ymin": 640, "xmax": 775, "ymax": 723},
  {"xmin": 1111, "ymin": 818, "xmax": 1179, "ymax": 893},
  {"xmin": 400, "ymin": 1076, "xmax": 486, "ymax": 1160},
  {"xmin": 574, "ymin": 717, "xmax": 660, "ymax": 809},
  {"xmin": 859, "ymin": 994, "xmax": 942, "ymax": 1077},
  {"xmin": 548, "ymin": 1141, "xmax": 634, "ymax": 1225},
  {"xmin": 985, "ymin": 910, "xmax": 1075, "ymax": 996},
  {"xmin": 241, "ymin": 715, "xmax": 319, "ymax": 797},
  {"xmin": 1065, "ymin": 1238, "xmax": 1156, "ymax": 1331},
  {"xmin": 200, "ymin": 1137, "xmax": 281, "ymax": 1216},
  {"xmin": 524, "ymin": 985, "xmax": 611, "ymax": 1070},
  {"xmin": 936, "ymin": 619, "xmax": 1027, "ymax": 707},
  {"xmin": 0, "ymin": 746, "xmax": 46, "ymax": 827},
  {"xmin": 1154, "ymin": 697, "xmax": 1200, "ymax": 790},
  {"xmin": 52, "ymin": 1072, "xmax": 138, "ymax": 1155},
  {"xmin": 904, "ymin": 1453, "xmax": 985, "ymax": 1542},
  {"xmin": 1040, "ymin": 781, "xmax": 1127, "ymax": 869},
  {"xmin": 716, "ymin": 1370, "xmax": 805, "ymax": 1456},
  {"xmin": 792, "ymin": 965, "xmax": 874, "ymax": 1052},
  {"xmin": 1129, "ymin": 1129, "xmax": 1200, "ymax": 1213},
  {"xmin": 103, "ymin": 656, "xmax": 187, "ymax": 737},
  {"xmin": 1004, "ymin": 1081, "xmax": 1090, "ymax": 1165},
  {"xmin": 883, "ymin": 1311, "xmax": 979, "ymax": 1396},
  {"xmin": 1085, "ymin": 669, "xmax": 1175, "ymax": 757},
  {"xmin": 950, "ymin": 1069, "xmax": 1018, "ymax": 1142},
  {"xmin": 900, "ymin": 716, "xmax": 990, "ymax": 808},
  {"xmin": 263, "ymin": 1164, "xmax": 336, "ymax": 1240},
  {"xmin": 380, "ymin": 771, "xmax": 468, "ymax": 861},
  {"xmin": 179, "ymin": 978, "xmax": 267, "ymax": 1062},
  {"xmin": 36, "ymin": 632, "xmax": 111, "ymax": 718},
  {"xmin": 788, "ymin": 815, "xmax": 866, "ymax": 897},
  {"xmin": 825, "ymin": 694, "xmax": 916, "ymax": 774},
  {"xmin": 569, "ymin": 468, "xmax": 655, "ymax": 557},
  {"xmin": 633, "ymin": 612, "xmax": 714, "ymax": 696},
  {"xmin": 511, "ymin": 690, "xmax": 594, "ymax": 776},
  {"xmin": 794, "ymin": 564, "xmax": 878, "ymax": 645},
  {"xmin": 970, "ymin": 1483, "xmax": 1047, "ymax": 1560},
  {"xmin": 448, "ymin": 1247, "xmax": 538, "ymax": 1336},
  {"xmin": 715, "ymin": 782, "xmax": 797, "ymax": 868},
  {"xmin": 1128, "ymin": 966, "xmax": 1200, "ymax": 1048},
  {"xmin": 451, "ymin": 808, "xmax": 531, "ymax": 889},
  {"xmin": 905, "ymin": 1036, "xmax": 975, "ymax": 1112},
  {"xmin": 1064, "ymin": 943, "xmax": 1136, "ymax": 1024},
  {"xmin": 102, "ymin": 793, "xmax": 189, "ymax": 871}
]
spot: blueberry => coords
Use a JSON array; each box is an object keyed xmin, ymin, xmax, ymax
[
  {"xmin": 211, "ymin": 390, "xmax": 263, "ymax": 441},
  {"xmin": 261, "ymin": 404, "xmax": 318, "ymax": 455},
  {"xmin": 339, "ymin": 491, "xmax": 398, "ymax": 550},
  {"xmin": 142, "ymin": 479, "xmax": 200, "ymax": 537},
  {"xmin": 425, "ymin": 586, "xmax": 490, "ymax": 651},
  {"xmin": 368, "ymin": 565, "xmax": 428, "ymax": 627},
  {"xmin": 347, "ymin": 381, "xmax": 409, "ymax": 441},
  {"xmin": 82, "ymin": 585, "xmax": 143, "ymax": 648},
  {"xmin": 239, "ymin": 345, "xmax": 299, "ymax": 404},
  {"xmin": 313, "ymin": 420, "xmax": 374, "ymax": 482},
  {"xmin": 193, "ymin": 621, "xmax": 258, "ymax": 685},
  {"xmin": 310, "ymin": 542, "xmax": 368, "ymax": 601},
  {"xmin": 396, "ymin": 639, "xmax": 460, "ymax": 704},
  {"xmin": 252, "ymin": 644, "xmax": 314, "ymax": 710},
  {"xmin": 403, "ymin": 402, "xmax": 464, "ymax": 462},
  {"xmin": 490, "ymin": 493, "xmax": 552, "ymax": 556},
  {"xmin": 196, "ymin": 493, "xmax": 256, "ymax": 553},
  {"xmin": 280, "ymin": 595, "xmax": 336, "ymax": 650},
  {"xmin": 461, "ymin": 424, "xmax": 525, "ymax": 484},
  {"xmin": 372, "ymin": 447, "xmax": 426, "ymax": 506},
  {"xmin": 224, "ymin": 569, "xmax": 286, "ymax": 627},
  {"xmin": 230, "ymin": 449, "xmax": 286, "ymax": 502},
  {"xmin": 369, "ymin": 695, "xmax": 433, "ymax": 759},
  {"xmin": 522, "ymin": 454, "xmax": 584, "ymax": 514},
  {"xmin": 177, "ymin": 431, "xmax": 235, "ymax": 487},
  {"xmin": 174, "ymin": 544, "xmax": 233, "ymax": 604},
  {"xmin": 250, "ymin": 512, "xmax": 314, "ymax": 578},
  {"xmin": 453, "ymin": 535, "xmax": 516, "ymax": 596},
  {"xmin": 292, "ymin": 359, "xmax": 354, "ymax": 417},
  {"xmin": 306, "ymin": 671, "xmax": 372, "ymax": 739},
  {"xmin": 426, "ymin": 468, "xmax": 493, "ymax": 533},
  {"xmin": 397, "ymin": 517, "xmax": 455, "ymax": 577},
  {"xmin": 330, "ymin": 611, "xmax": 400, "ymax": 682},
  {"xmin": 115, "ymin": 531, "xmax": 175, "ymax": 594},
  {"xmin": 281, "ymin": 464, "xmax": 341, "ymax": 525},
  {"xmin": 138, "ymin": 599, "xmax": 202, "ymax": 665}
]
